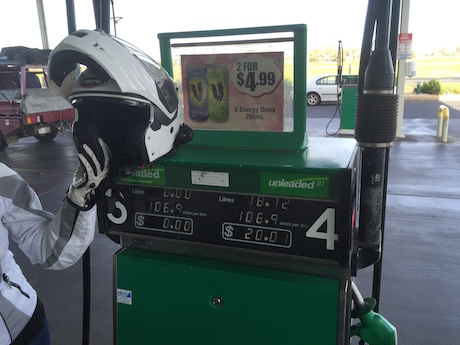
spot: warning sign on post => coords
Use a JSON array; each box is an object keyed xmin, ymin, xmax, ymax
[{"xmin": 397, "ymin": 33, "xmax": 412, "ymax": 60}]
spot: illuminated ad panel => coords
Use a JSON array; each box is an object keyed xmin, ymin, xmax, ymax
[{"xmin": 181, "ymin": 52, "xmax": 284, "ymax": 132}]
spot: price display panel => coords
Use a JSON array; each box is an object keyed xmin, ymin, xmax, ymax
[{"xmin": 105, "ymin": 186, "xmax": 347, "ymax": 263}]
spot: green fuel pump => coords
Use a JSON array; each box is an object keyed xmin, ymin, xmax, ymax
[
  {"xmin": 325, "ymin": 40, "xmax": 344, "ymax": 136},
  {"xmin": 103, "ymin": 24, "xmax": 360, "ymax": 344},
  {"xmin": 89, "ymin": 1, "xmax": 399, "ymax": 344}
]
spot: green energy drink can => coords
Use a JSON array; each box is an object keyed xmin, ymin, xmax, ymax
[
  {"xmin": 187, "ymin": 65, "xmax": 208, "ymax": 122},
  {"xmin": 207, "ymin": 64, "xmax": 229, "ymax": 123}
]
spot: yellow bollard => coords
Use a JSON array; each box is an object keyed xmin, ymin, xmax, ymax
[
  {"xmin": 441, "ymin": 106, "xmax": 449, "ymax": 143},
  {"xmin": 437, "ymin": 105, "xmax": 445, "ymax": 138}
]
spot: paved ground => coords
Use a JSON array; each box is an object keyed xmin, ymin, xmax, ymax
[{"xmin": 1, "ymin": 96, "xmax": 459, "ymax": 344}]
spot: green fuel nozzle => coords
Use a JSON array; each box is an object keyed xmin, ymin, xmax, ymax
[{"xmin": 351, "ymin": 283, "xmax": 397, "ymax": 345}]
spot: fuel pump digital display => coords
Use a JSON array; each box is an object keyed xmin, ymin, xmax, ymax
[
  {"xmin": 105, "ymin": 186, "xmax": 347, "ymax": 262},
  {"xmin": 135, "ymin": 213, "xmax": 194, "ymax": 235},
  {"xmin": 222, "ymin": 223, "xmax": 292, "ymax": 248}
]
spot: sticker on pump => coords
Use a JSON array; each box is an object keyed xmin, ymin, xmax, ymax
[
  {"xmin": 191, "ymin": 170, "xmax": 229, "ymax": 187},
  {"xmin": 117, "ymin": 289, "xmax": 133, "ymax": 305}
]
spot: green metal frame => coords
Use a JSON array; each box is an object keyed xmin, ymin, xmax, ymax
[{"xmin": 158, "ymin": 24, "xmax": 307, "ymax": 151}]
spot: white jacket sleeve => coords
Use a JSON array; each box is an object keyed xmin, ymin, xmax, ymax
[{"xmin": 1, "ymin": 164, "xmax": 97, "ymax": 270}]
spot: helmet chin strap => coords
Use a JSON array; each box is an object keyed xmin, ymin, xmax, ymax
[
  {"xmin": 175, "ymin": 124, "xmax": 194, "ymax": 147},
  {"xmin": 166, "ymin": 124, "xmax": 194, "ymax": 158}
]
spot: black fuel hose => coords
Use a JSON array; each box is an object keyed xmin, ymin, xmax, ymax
[{"xmin": 355, "ymin": 0, "xmax": 398, "ymax": 270}]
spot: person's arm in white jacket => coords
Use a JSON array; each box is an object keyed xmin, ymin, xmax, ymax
[{"xmin": 2, "ymin": 138, "xmax": 110, "ymax": 270}]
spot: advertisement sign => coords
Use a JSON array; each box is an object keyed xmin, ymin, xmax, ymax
[{"xmin": 181, "ymin": 52, "xmax": 284, "ymax": 132}]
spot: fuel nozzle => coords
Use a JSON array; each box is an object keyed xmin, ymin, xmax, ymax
[{"xmin": 350, "ymin": 282, "xmax": 397, "ymax": 345}]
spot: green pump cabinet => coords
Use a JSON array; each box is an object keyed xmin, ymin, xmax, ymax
[
  {"xmin": 340, "ymin": 76, "xmax": 359, "ymax": 135},
  {"xmin": 107, "ymin": 137, "xmax": 359, "ymax": 345},
  {"xmin": 115, "ymin": 248, "xmax": 345, "ymax": 345}
]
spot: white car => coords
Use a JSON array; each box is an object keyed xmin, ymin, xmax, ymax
[{"xmin": 306, "ymin": 75, "xmax": 341, "ymax": 106}]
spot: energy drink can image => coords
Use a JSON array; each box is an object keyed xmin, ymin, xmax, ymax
[
  {"xmin": 187, "ymin": 65, "xmax": 208, "ymax": 122},
  {"xmin": 207, "ymin": 64, "xmax": 229, "ymax": 123}
]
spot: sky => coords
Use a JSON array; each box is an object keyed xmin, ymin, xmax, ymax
[{"xmin": 0, "ymin": 0, "xmax": 458, "ymax": 60}]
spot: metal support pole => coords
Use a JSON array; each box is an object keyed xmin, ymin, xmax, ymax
[
  {"xmin": 36, "ymin": 0, "xmax": 49, "ymax": 49},
  {"xmin": 396, "ymin": 0, "xmax": 411, "ymax": 138},
  {"xmin": 93, "ymin": 0, "xmax": 111, "ymax": 33},
  {"xmin": 110, "ymin": 0, "xmax": 118, "ymax": 36},
  {"xmin": 65, "ymin": 0, "xmax": 77, "ymax": 34}
]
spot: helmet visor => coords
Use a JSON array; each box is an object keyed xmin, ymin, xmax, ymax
[{"xmin": 111, "ymin": 36, "xmax": 178, "ymax": 114}]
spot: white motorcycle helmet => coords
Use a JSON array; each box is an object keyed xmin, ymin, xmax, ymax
[{"xmin": 48, "ymin": 29, "xmax": 192, "ymax": 175}]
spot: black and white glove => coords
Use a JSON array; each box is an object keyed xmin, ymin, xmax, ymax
[{"xmin": 67, "ymin": 138, "xmax": 111, "ymax": 210}]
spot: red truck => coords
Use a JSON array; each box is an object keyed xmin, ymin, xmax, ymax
[{"xmin": 0, "ymin": 46, "xmax": 74, "ymax": 150}]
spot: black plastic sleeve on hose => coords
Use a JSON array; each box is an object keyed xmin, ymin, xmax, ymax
[
  {"xmin": 355, "ymin": 93, "xmax": 399, "ymax": 144},
  {"xmin": 356, "ymin": 146, "xmax": 387, "ymax": 269}
]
